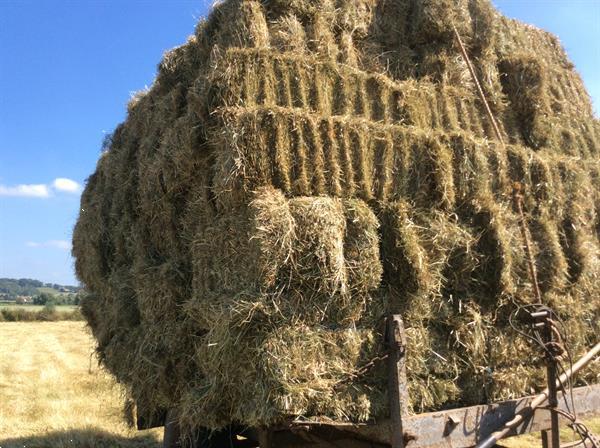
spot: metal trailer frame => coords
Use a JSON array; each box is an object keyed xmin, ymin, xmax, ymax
[
  {"xmin": 240, "ymin": 385, "xmax": 600, "ymax": 448},
  {"xmin": 160, "ymin": 315, "xmax": 600, "ymax": 448}
]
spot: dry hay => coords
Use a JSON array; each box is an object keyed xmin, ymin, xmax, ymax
[{"xmin": 73, "ymin": 0, "xmax": 600, "ymax": 434}]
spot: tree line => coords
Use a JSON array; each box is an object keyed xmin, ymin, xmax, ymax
[{"xmin": 0, "ymin": 278, "xmax": 81, "ymax": 299}]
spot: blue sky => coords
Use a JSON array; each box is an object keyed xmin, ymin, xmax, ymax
[{"xmin": 0, "ymin": 1, "xmax": 598, "ymax": 286}]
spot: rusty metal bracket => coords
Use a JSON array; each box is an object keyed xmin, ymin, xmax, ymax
[
  {"xmin": 387, "ymin": 315, "xmax": 409, "ymax": 448},
  {"xmin": 532, "ymin": 309, "xmax": 562, "ymax": 448}
]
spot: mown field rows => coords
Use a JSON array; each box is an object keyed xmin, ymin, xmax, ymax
[{"xmin": 0, "ymin": 322, "xmax": 161, "ymax": 448}]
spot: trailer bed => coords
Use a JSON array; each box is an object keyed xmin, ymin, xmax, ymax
[{"xmin": 243, "ymin": 384, "xmax": 599, "ymax": 447}]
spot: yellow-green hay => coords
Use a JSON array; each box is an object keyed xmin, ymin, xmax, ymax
[{"xmin": 73, "ymin": 0, "xmax": 600, "ymax": 433}]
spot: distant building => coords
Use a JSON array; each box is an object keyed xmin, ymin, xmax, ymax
[{"xmin": 15, "ymin": 296, "xmax": 32, "ymax": 304}]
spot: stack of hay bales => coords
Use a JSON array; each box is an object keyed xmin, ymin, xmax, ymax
[{"xmin": 73, "ymin": 0, "xmax": 600, "ymax": 432}]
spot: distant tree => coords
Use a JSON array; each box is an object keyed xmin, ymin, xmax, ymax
[
  {"xmin": 73, "ymin": 291, "xmax": 88, "ymax": 305},
  {"xmin": 38, "ymin": 302, "xmax": 58, "ymax": 321},
  {"xmin": 43, "ymin": 302, "xmax": 56, "ymax": 312},
  {"xmin": 33, "ymin": 292, "xmax": 53, "ymax": 306},
  {"xmin": 0, "ymin": 278, "xmax": 81, "ymax": 298},
  {"xmin": 17, "ymin": 278, "xmax": 42, "ymax": 288}
]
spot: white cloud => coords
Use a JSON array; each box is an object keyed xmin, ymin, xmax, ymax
[
  {"xmin": 0, "ymin": 184, "xmax": 50, "ymax": 198},
  {"xmin": 26, "ymin": 240, "xmax": 71, "ymax": 251},
  {"xmin": 0, "ymin": 178, "xmax": 82, "ymax": 198},
  {"xmin": 52, "ymin": 178, "xmax": 81, "ymax": 194}
]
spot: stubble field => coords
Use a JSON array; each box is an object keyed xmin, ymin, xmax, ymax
[{"xmin": 0, "ymin": 321, "xmax": 161, "ymax": 448}]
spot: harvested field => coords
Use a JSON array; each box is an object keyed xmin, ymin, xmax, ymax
[
  {"xmin": 73, "ymin": 0, "xmax": 600, "ymax": 434},
  {"xmin": 0, "ymin": 322, "xmax": 162, "ymax": 448}
]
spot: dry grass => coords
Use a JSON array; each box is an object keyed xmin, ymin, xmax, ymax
[
  {"xmin": 500, "ymin": 418, "xmax": 600, "ymax": 448},
  {"xmin": 0, "ymin": 322, "xmax": 162, "ymax": 448}
]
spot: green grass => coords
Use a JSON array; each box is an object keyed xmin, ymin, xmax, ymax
[
  {"xmin": 36, "ymin": 286, "xmax": 75, "ymax": 296},
  {"xmin": 37, "ymin": 286, "xmax": 61, "ymax": 294},
  {"xmin": 0, "ymin": 304, "xmax": 78, "ymax": 311}
]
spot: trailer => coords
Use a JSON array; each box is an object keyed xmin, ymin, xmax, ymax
[
  {"xmin": 156, "ymin": 187, "xmax": 600, "ymax": 448},
  {"xmin": 158, "ymin": 315, "xmax": 600, "ymax": 448}
]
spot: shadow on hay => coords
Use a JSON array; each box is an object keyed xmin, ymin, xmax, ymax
[{"xmin": 0, "ymin": 428, "xmax": 162, "ymax": 448}]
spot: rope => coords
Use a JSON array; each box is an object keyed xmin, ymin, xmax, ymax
[
  {"xmin": 452, "ymin": 24, "xmax": 600, "ymax": 448},
  {"xmin": 509, "ymin": 183, "xmax": 600, "ymax": 447},
  {"xmin": 513, "ymin": 182, "xmax": 543, "ymax": 302},
  {"xmin": 452, "ymin": 25, "xmax": 506, "ymax": 147}
]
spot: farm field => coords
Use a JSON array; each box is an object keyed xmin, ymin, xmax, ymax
[
  {"xmin": 0, "ymin": 321, "xmax": 596, "ymax": 447},
  {"xmin": 0, "ymin": 303, "xmax": 78, "ymax": 311},
  {"xmin": 0, "ymin": 321, "xmax": 162, "ymax": 448}
]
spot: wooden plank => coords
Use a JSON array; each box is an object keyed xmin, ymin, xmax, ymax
[
  {"xmin": 162, "ymin": 409, "xmax": 180, "ymax": 448},
  {"xmin": 290, "ymin": 384, "xmax": 600, "ymax": 448},
  {"xmin": 387, "ymin": 315, "xmax": 408, "ymax": 448}
]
